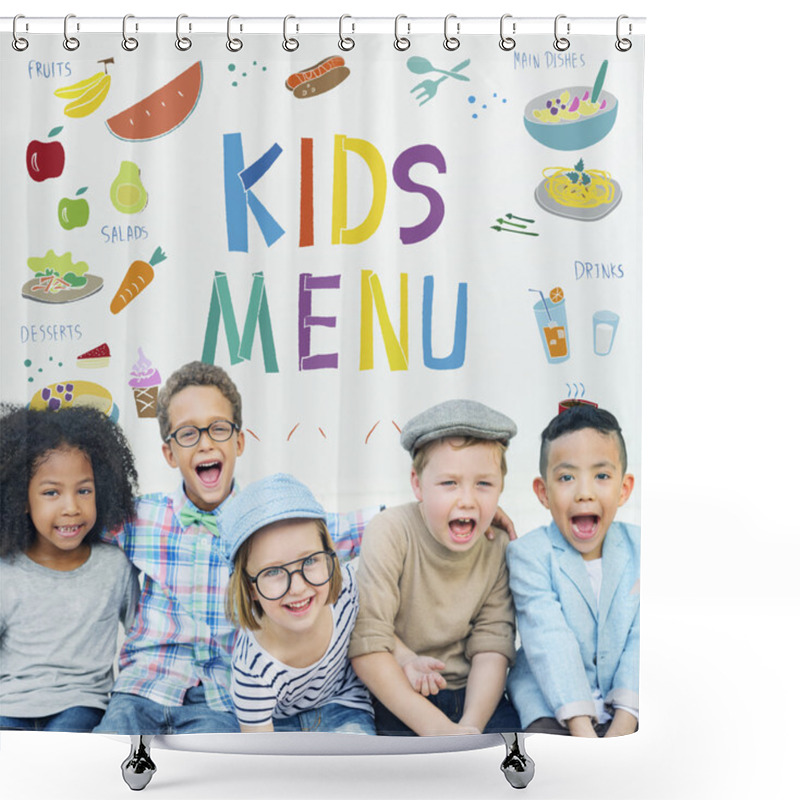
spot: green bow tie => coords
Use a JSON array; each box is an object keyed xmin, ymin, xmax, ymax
[{"xmin": 178, "ymin": 505, "xmax": 219, "ymax": 535}]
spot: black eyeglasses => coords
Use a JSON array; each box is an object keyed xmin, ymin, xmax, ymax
[
  {"xmin": 165, "ymin": 420, "xmax": 239, "ymax": 448},
  {"xmin": 247, "ymin": 551, "xmax": 336, "ymax": 601}
]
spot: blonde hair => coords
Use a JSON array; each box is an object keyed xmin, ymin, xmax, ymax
[
  {"xmin": 226, "ymin": 518, "xmax": 342, "ymax": 631},
  {"xmin": 412, "ymin": 436, "xmax": 508, "ymax": 479}
]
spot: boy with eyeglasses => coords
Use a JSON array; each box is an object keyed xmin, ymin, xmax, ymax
[{"xmin": 94, "ymin": 361, "xmax": 376, "ymax": 734}]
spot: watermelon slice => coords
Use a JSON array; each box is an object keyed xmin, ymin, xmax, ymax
[{"xmin": 106, "ymin": 62, "xmax": 203, "ymax": 142}]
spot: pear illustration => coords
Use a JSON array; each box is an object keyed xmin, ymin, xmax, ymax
[{"xmin": 110, "ymin": 161, "xmax": 148, "ymax": 214}]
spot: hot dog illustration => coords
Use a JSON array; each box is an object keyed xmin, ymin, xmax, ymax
[{"xmin": 285, "ymin": 56, "xmax": 350, "ymax": 98}]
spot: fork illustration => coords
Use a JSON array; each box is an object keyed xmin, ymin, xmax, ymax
[{"xmin": 411, "ymin": 59, "xmax": 471, "ymax": 106}]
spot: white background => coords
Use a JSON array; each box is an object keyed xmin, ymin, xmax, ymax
[{"xmin": 1, "ymin": 1, "xmax": 797, "ymax": 799}]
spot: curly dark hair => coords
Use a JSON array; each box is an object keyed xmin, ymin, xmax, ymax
[{"xmin": 0, "ymin": 404, "xmax": 138, "ymax": 559}]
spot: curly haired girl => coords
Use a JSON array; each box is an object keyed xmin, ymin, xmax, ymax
[{"xmin": 0, "ymin": 404, "xmax": 140, "ymax": 732}]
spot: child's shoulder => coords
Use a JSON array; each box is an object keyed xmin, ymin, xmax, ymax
[
  {"xmin": 91, "ymin": 540, "xmax": 136, "ymax": 570},
  {"xmin": 507, "ymin": 523, "xmax": 555, "ymax": 558}
]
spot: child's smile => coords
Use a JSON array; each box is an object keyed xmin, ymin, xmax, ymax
[
  {"xmin": 411, "ymin": 439, "xmax": 504, "ymax": 552},
  {"xmin": 26, "ymin": 445, "xmax": 97, "ymax": 567},
  {"xmin": 161, "ymin": 385, "xmax": 245, "ymax": 512},
  {"xmin": 534, "ymin": 428, "xmax": 634, "ymax": 561}
]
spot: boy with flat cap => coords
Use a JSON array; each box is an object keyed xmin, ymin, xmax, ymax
[{"xmin": 349, "ymin": 399, "xmax": 520, "ymax": 736}]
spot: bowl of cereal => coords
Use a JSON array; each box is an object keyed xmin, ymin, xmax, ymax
[{"xmin": 523, "ymin": 86, "xmax": 618, "ymax": 150}]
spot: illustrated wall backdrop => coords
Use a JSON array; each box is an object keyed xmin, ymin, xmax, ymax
[{"xmin": 1, "ymin": 21, "xmax": 644, "ymax": 736}]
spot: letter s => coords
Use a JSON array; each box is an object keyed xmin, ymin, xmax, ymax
[{"xmin": 393, "ymin": 145, "xmax": 446, "ymax": 245}]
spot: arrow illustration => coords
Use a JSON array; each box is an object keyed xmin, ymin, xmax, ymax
[
  {"xmin": 491, "ymin": 225, "xmax": 539, "ymax": 236},
  {"xmin": 506, "ymin": 213, "xmax": 535, "ymax": 223}
]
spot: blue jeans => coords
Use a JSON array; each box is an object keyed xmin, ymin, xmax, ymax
[
  {"xmin": 0, "ymin": 705, "xmax": 105, "ymax": 732},
  {"xmin": 93, "ymin": 685, "xmax": 239, "ymax": 734},
  {"xmin": 274, "ymin": 703, "xmax": 375, "ymax": 735},
  {"xmin": 373, "ymin": 688, "xmax": 520, "ymax": 736}
]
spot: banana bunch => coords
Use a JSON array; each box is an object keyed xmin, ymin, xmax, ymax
[{"xmin": 54, "ymin": 71, "xmax": 111, "ymax": 118}]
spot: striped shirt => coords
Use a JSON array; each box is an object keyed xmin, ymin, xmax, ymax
[
  {"xmin": 231, "ymin": 563, "xmax": 372, "ymax": 726},
  {"xmin": 102, "ymin": 483, "xmax": 375, "ymax": 713}
]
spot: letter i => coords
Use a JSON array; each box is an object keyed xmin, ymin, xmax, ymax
[{"xmin": 300, "ymin": 138, "xmax": 314, "ymax": 248}]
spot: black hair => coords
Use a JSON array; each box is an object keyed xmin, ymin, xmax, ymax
[
  {"xmin": 539, "ymin": 404, "xmax": 628, "ymax": 476},
  {"xmin": 0, "ymin": 404, "xmax": 138, "ymax": 559}
]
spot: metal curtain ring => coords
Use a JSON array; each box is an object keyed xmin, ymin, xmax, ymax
[
  {"xmin": 283, "ymin": 15, "xmax": 299, "ymax": 51},
  {"xmin": 339, "ymin": 14, "xmax": 355, "ymax": 51},
  {"xmin": 227, "ymin": 15, "xmax": 243, "ymax": 52},
  {"xmin": 615, "ymin": 14, "xmax": 632, "ymax": 51},
  {"xmin": 12, "ymin": 15, "xmax": 29, "ymax": 51},
  {"xmin": 499, "ymin": 14, "xmax": 515, "ymax": 51},
  {"xmin": 176, "ymin": 14, "xmax": 192, "ymax": 51},
  {"xmin": 122, "ymin": 14, "xmax": 139, "ymax": 51},
  {"xmin": 443, "ymin": 14, "xmax": 460, "ymax": 51},
  {"xmin": 63, "ymin": 13, "xmax": 80, "ymax": 51},
  {"xmin": 394, "ymin": 14, "xmax": 410, "ymax": 51},
  {"xmin": 554, "ymin": 14, "xmax": 570, "ymax": 51}
]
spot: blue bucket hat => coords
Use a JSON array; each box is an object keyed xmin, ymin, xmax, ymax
[{"xmin": 218, "ymin": 473, "xmax": 326, "ymax": 571}]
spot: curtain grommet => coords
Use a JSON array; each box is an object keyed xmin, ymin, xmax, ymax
[
  {"xmin": 499, "ymin": 14, "xmax": 515, "ymax": 51},
  {"xmin": 554, "ymin": 14, "xmax": 570, "ymax": 51},
  {"xmin": 226, "ymin": 15, "xmax": 243, "ymax": 52},
  {"xmin": 615, "ymin": 15, "xmax": 632, "ymax": 51},
  {"xmin": 12, "ymin": 14, "xmax": 29, "ymax": 51},
  {"xmin": 443, "ymin": 14, "xmax": 460, "ymax": 51},
  {"xmin": 338, "ymin": 14, "xmax": 355, "ymax": 51},
  {"xmin": 283, "ymin": 15, "xmax": 299, "ymax": 52},
  {"xmin": 63, "ymin": 13, "xmax": 80, "ymax": 51},
  {"xmin": 175, "ymin": 14, "xmax": 192, "ymax": 51},
  {"xmin": 121, "ymin": 14, "xmax": 139, "ymax": 51},
  {"xmin": 394, "ymin": 15, "xmax": 411, "ymax": 51}
]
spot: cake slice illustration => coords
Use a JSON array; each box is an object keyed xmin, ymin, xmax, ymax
[
  {"xmin": 128, "ymin": 347, "xmax": 160, "ymax": 418},
  {"xmin": 77, "ymin": 342, "xmax": 111, "ymax": 369}
]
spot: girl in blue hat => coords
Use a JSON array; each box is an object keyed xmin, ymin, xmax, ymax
[{"xmin": 220, "ymin": 473, "xmax": 375, "ymax": 734}]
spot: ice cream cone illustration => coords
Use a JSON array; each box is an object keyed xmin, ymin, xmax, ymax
[{"xmin": 128, "ymin": 347, "xmax": 160, "ymax": 418}]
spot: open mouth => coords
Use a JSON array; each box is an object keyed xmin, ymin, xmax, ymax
[
  {"xmin": 283, "ymin": 597, "xmax": 314, "ymax": 615},
  {"xmin": 571, "ymin": 514, "xmax": 600, "ymax": 541},
  {"xmin": 55, "ymin": 524, "xmax": 83, "ymax": 539},
  {"xmin": 449, "ymin": 518, "xmax": 477, "ymax": 542},
  {"xmin": 195, "ymin": 460, "xmax": 222, "ymax": 487}
]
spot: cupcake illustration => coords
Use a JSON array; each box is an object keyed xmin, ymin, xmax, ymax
[{"xmin": 129, "ymin": 347, "xmax": 161, "ymax": 418}]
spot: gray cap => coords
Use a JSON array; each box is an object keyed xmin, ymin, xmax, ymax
[
  {"xmin": 400, "ymin": 399, "xmax": 517, "ymax": 455},
  {"xmin": 218, "ymin": 473, "xmax": 326, "ymax": 570}
]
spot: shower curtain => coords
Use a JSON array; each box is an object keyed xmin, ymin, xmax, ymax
[{"xmin": 0, "ymin": 17, "xmax": 644, "ymax": 737}]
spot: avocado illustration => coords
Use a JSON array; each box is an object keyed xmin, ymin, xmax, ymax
[{"xmin": 110, "ymin": 161, "xmax": 148, "ymax": 214}]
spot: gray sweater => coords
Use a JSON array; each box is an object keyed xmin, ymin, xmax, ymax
[{"xmin": 0, "ymin": 542, "xmax": 139, "ymax": 717}]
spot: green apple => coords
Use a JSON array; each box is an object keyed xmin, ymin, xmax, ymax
[{"xmin": 58, "ymin": 187, "xmax": 90, "ymax": 230}]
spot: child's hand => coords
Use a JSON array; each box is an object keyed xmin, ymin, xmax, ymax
[
  {"xmin": 488, "ymin": 505, "xmax": 517, "ymax": 540},
  {"xmin": 566, "ymin": 715, "xmax": 598, "ymax": 738},
  {"xmin": 400, "ymin": 655, "xmax": 448, "ymax": 696},
  {"xmin": 605, "ymin": 708, "xmax": 638, "ymax": 737}
]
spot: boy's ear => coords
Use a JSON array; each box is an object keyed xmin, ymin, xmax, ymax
[
  {"xmin": 533, "ymin": 476, "xmax": 550, "ymax": 509},
  {"xmin": 410, "ymin": 469, "xmax": 423, "ymax": 502},
  {"xmin": 235, "ymin": 428, "xmax": 245, "ymax": 456},
  {"xmin": 617, "ymin": 474, "xmax": 635, "ymax": 507},
  {"xmin": 162, "ymin": 441, "xmax": 178, "ymax": 469}
]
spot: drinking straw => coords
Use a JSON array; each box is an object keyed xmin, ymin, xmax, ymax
[{"xmin": 529, "ymin": 288, "xmax": 552, "ymax": 321}]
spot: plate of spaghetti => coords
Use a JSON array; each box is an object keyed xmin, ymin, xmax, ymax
[{"xmin": 534, "ymin": 159, "xmax": 621, "ymax": 221}]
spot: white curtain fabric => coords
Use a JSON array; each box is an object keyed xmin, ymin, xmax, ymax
[{"xmin": 1, "ymin": 28, "xmax": 643, "ymax": 529}]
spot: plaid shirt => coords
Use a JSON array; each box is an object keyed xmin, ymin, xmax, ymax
[{"xmin": 102, "ymin": 483, "xmax": 377, "ymax": 712}]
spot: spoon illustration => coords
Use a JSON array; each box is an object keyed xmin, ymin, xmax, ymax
[
  {"xmin": 406, "ymin": 55, "xmax": 470, "ymax": 81},
  {"xmin": 591, "ymin": 59, "xmax": 609, "ymax": 103}
]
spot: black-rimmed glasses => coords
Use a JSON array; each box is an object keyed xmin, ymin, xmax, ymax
[
  {"xmin": 247, "ymin": 550, "xmax": 336, "ymax": 601},
  {"xmin": 165, "ymin": 420, "xmax": 239, "ymax": 448}
]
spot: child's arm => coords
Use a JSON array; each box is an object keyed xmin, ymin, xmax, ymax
[
  {"xmin": 351, "ymin": 652, "xmax": 478, "ymax": 735},
  {"xmin": 393, "ymin": 636, "xmax": 447, "ymax": 696},
  {"xmin": 567, "ymin": 716, "xmax": 598, "ymax": 737},
  {"xmin": 605, "ymin": 708, "xmax": 637, "ymax": 737},
  {"xmin": 459, "ymin": 651, "xmax": 508, "ymax": 731},
  {"xmin": 508, "ymin": 536, "xmax": 596, "ymax": 727}
]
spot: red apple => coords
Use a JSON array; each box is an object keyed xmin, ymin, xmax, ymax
[{"xmin": 27, "ymin": 128, "xmax": 65, "ymax": 182}]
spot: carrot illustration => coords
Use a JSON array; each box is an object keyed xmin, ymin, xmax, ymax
[{"xmin": 110, "ymin": 246, "xmax": 167, "ymax": 314}]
